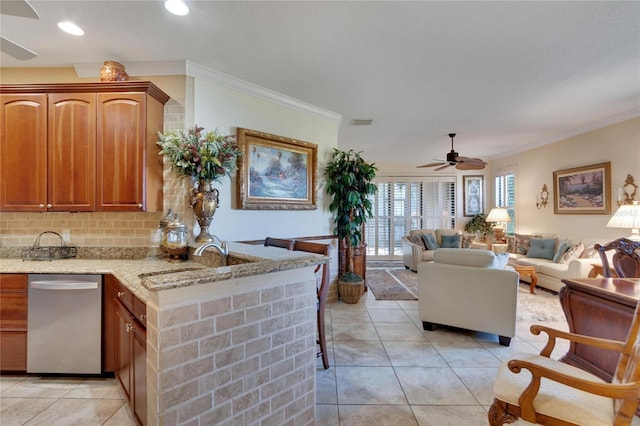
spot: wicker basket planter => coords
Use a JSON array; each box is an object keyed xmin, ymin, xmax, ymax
[{"xmin": 338, "ymin": 276, "xmax": 364, "ymax": 304}]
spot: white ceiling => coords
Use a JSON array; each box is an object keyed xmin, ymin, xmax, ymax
[{"xmin": 2, "ymin": 1, "xmax": 639, "ymax": 165}]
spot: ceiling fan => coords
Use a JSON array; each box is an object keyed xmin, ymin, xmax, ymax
[
  {"xmin": 417, "ymin": 133, "xmax": 487, "ymax": 171},
  {"xmin": 0, "ymin": 0, "xmax": 39, "ymax": 60}
]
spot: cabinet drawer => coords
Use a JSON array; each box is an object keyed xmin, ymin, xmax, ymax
[
  {"xmin": 0, "ymin": 331, "xmax": 27, "ymax": 371},
  {"xmin": 0, "ymin": 293, "xmax": 27, "ymax": 330},
  {"xmin": 133, "ymin": 296, "xmax": 146, "ymax": 328},
  {"xmin": 0, "ymin": 274, "xmax": 27, "ymax": 292},
  {"xmin": 113, "ymin": 280, "xmax": 134, "ymax": 313}
]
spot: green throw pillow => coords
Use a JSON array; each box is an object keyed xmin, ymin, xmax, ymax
[
  {"xmin": 441, "ymin": 234, "xmax": 462, "ymax": 248},
  {"xmin": 527, "ymin": 237, "xmax": 556, "ymax": 260},
  {"xmin": 421, "ymin": 233, "xmax": 439, "ymax": 250}
]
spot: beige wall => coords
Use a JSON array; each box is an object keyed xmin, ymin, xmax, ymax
[{"xmin": 489, "ymin": 116, "xmax": 640, "ymax": 241}]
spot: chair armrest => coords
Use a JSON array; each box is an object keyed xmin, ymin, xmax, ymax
[
  {"xmin": 530, "ymin": 324, "xmax": 625, "ymax": 358},
  {"xmin": 507, "ymin": 357, "xmax": 640, "ymax": 422}
]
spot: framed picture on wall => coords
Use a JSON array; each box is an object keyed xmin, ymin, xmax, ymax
[
  {"xmin": 236, "ymin": 128, "xmax": 318, "ymax": 210},
  {"xmin": 463, "ymin": 175, "xmax": 483, "ymax": 217},
  {"xmin": 553, "ymin": 161, "xmax": 611, "ymax": 214}
]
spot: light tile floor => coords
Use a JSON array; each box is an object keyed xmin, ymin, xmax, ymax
[
  {"xmin": 1, "ymin": 275, "xmax": 635, "ymax": 425},
  {"xmin": 315, "ymin": 285, "xmax": 634, "ymax": 426}
]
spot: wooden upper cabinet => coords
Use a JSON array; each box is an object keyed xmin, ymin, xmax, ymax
[
  {"xmin": 0, "ymin": 82, "xmax": 169, "ymax": 212},
  {"xmin": 0, "ymin": 94, "xmax": 47, "ymax": 211},
  {"xmin": 48, "ymin": 93, "xmax": 97, "ymax": 212}
]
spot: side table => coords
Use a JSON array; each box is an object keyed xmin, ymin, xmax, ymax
[{"xmin": 510, "ymin": 264, "xmax": 538, "ymax": 294}]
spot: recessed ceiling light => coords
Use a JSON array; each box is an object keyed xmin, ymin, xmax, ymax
[
  {"xmin": 57, "ymin": 21, "xmax": 84, "ymax": 36},
  {"xmin": 165, "ymin": 0, "xmax": 189, "ymax": 16}
]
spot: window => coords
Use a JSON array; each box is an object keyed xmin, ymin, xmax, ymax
[
  {"xmin": 366, "ymin": 176, "xmax": 455, "ymax": 259},
  {"xmin": 495, "ymin": 170, "xmax": 516, "ymax": 235}
]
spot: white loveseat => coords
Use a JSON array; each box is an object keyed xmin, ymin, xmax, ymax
[
  {"xmin": 418, "ymin": 248, "xmax": 519, "ymax": 346},
  {"xmin": 401, "ymin": 228, "xmax": 467, "ymax": 271},
  {"xmin": 505, "ymin": 234, "xmax": 609, "ymax": 293}
]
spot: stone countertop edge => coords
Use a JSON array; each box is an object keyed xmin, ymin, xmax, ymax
[{"xmin": 0, "ymin": 242, "xmax": 329, "ymax": 303}]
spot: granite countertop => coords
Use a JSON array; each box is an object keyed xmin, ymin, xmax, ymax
[{"xmin": 0, "ymin": 242, "xmax": 327, "ymax": 303}]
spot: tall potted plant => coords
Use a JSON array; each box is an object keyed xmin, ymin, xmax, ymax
[{"xmin": 325, "ymin": 148, "xmax": 377, "ymax": 303}]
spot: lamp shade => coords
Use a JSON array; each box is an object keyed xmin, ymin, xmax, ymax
[
  {"xmin": 607, "ymin": 201, "xmax": 640, "ymax": 241},
  {"xmin": 486, "ymin": 208, "xmax": 512, "ymax": 223}
]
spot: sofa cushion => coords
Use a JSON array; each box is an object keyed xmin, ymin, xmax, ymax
[
  {"xmin": 559, "ymin": 242, "xmax": 585, "ymax": 264},
  {"xmin": 441, "ymin": 234, "xmax": 462, "ymax": 248},
  {"xmin": 552, "ymin": 239, "xmax": 572, "ymax": 263},
  {"xmin": 422, "ymin": 233, "xmax": 439, "ymax": 250},
  {"xmin": 434, "ymin": 248, "xmax": 506, "ymax": 269},
  {"xmin": 528, "ymin": 237, "xmax": 557, "ymax": 260},
  {"xmin": 537, "ymin": 262, "xmax": 578, "ymax": 280}
]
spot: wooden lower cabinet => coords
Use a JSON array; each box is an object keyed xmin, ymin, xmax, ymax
[
  {"xmin": 108, "ymin": 275, "xmax": 147, "ymax": 426},
  {"xmin": 0, "ymin": 274, "xmax": 28, "ymax": 372}
]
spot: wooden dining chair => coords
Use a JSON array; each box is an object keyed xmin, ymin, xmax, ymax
[
  {"xmin": 595, "ymin": 238, "xmax": 640, "ymax": 278},
  {"xmin": 489, "ymin": 293, "xmax": 640, "ymax": 425},
  {"xmin": 292, "ymin": 240, "xmax": 331, "ymax": 369},
  {"xmin": 264, "ymin": 237, "xmax": 294, "ymax": 250}
]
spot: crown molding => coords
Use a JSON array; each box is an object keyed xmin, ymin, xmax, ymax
[
  {"xmin": 73, "ymin": 60, "xmax": 342, "ymax": 124},
  {"xmin": 185, "ymin": 61, "xmax": 342, "ymax": 123}
]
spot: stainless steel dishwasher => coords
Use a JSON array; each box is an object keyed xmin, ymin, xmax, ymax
[{"xmin": 27, "ymin": 274, "xmax": 102, "ymax": 374}]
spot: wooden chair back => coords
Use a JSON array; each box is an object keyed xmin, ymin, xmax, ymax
[
  {"xmin": 264, "ymin": 237, "xmax": 295, "ymax": 250},
  {"xmin": 595, "ymin": 238, "xmax": 640, "ymax": 278},
  {"xmin": 612, "ymin": 297, "xmax": 640, "ymax": 423},
  {"xmin": 292, "ymin": 240, "xmax": 331, "ymax": 369},
  {"xmin": 292, "ymin": 240, "xmax": 330, "ymax": 300}
]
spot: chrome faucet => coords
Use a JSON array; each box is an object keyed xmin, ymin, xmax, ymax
[{"xmin": 193, "ymin": 236, "xmax": 229, "ymax": 266}]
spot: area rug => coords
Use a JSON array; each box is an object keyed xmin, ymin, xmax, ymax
[
  {"xmin": 367, "ymin": 269, "xmax": 417, "ymax": 300},
  {"xmin": 367, "ymin": 267, "xmax": 566, "ymax": 322}
]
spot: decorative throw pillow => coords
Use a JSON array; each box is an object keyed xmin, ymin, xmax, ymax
[
  {"xmin": 411, "ymin": 234, "xmax": 426, "ymax": 249},
  {"xmin": 515, "ymin": 233, "xmax": 532, "ymax": 255},
  {"xmin": 506, "ymin": 236, "xmax": 517, "ymax": 253},
  {"xmin": 552, "ymin": 239, "xmax": 572, "ymax": 263},
  {"xmin": 559, "ymin": 242, "xmax": 585, "ymax": 264},
  {"xmin": 527, "ymin": 237, "xmax": 557, "ymax": 260},
  {"xmin": 462, "ymin": 234, "xmax": 476, "ymax": 248},
  {"xmin": 421, "ymin": 233, "xmax": 439, "ymax": 250},
  {"xmin": 441, "ymin": 234, "xmax": 462, "ymax": 248},
  {"xmin": 580, "ymin": 244, "xmax": 600, "ymax": 259}
]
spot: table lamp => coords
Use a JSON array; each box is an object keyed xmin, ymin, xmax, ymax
[
  {"xmin": 606, "ymin": 200, "xmax": 640, "ymax": 241},
  {"xmin": 486, "ymin": 207, "xmax": 511, "ymax": 241}
]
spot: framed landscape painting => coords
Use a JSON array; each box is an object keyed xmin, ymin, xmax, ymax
[
  {"xmin": 236, "ymin": 128, "xmax": 318, "ymax": 210},
  {"xmin": 463, "ymin": 175, "xmax": 483, "ymax": 217},
  {"xmin": 553, "ymin": 161, "xmax": 611, "ymax": 215}
]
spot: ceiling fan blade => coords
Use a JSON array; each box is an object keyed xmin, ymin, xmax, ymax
[
  {"xmin": 1, "ymin": 36, "xmax": 37, "ymax": 60},
  {"xmin": 417, "ymin": 161, "xmax": 446, "ymax": 168},
  {"xmin": 0, "ymin": 0, "xmax": 39, "ymax": 19},
  {"xmin": 456, "ymin": 162, "xmax": 485, "ymax": 170},
  {"xmin": 434, "ymin": 163, "xmax": 452, "ymax": 171}
]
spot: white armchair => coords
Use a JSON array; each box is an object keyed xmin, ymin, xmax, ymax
[{"xmin": 418, "ymin": 248, "xmax": 519, "ymax": 346}]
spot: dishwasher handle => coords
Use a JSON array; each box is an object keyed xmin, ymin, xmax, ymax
[{"xmin": 30, "ymin": 280, "xmax": 99, "ymax": 290}]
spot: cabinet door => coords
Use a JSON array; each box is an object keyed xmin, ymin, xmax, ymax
[
  {"xmin": 0, "ymin": 332, "xmax": 27, "ymax": 371},
  {"xmin": 115, "ymin": 299, "xmax": 134, "ymax": 401},
  {"xmin": 48, "ymin": 93, "xmax": 96, "ymax": 211},
  {"xmin": 133, "ymin": 323, "xmax": 147, "ymax": 426},
  {"xmin": 96, "ymin": 93, "xmax": 145, "ymax": 211},
  {"xmin": 0, "ymin": 94, "xmax": 47, "ymax": 211}
]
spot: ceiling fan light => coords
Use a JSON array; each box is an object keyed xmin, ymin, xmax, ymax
[
  {"xmin": 165, "ymin": 0, "xmax": 189, "ymax": 16},
  {"xmin": 57, "ymin": 21, "xmax": 84, "ymax": 36}
]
